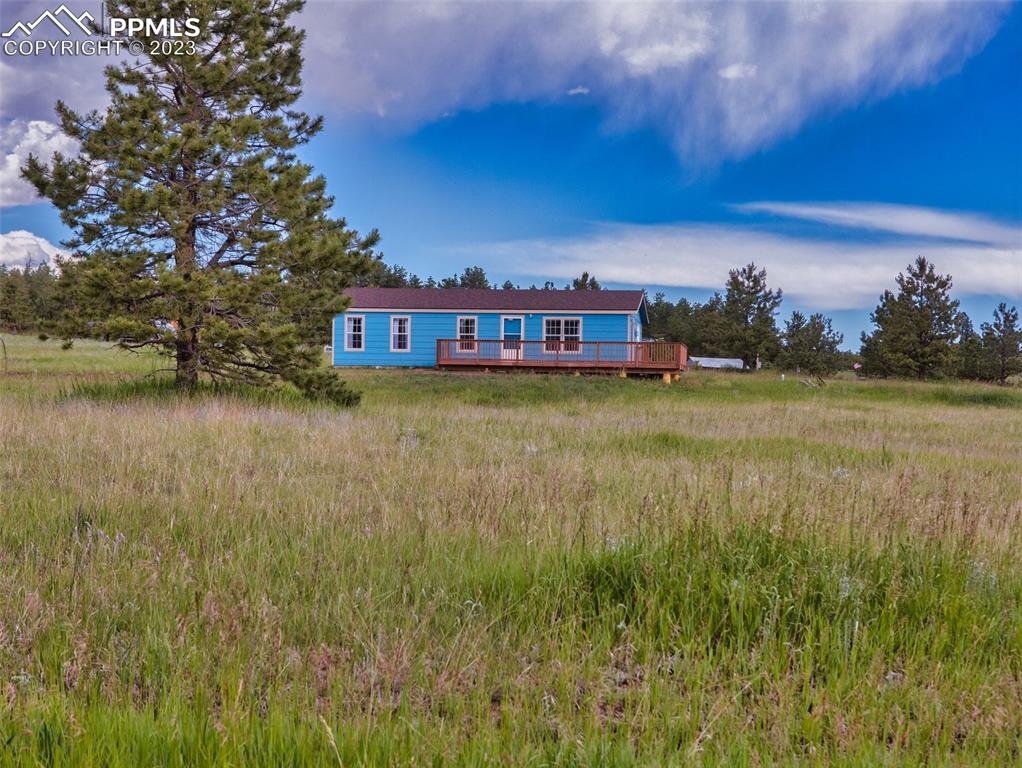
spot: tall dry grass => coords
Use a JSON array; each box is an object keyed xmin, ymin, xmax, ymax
[{"xmin": 1, "ymin": 336, "xmax": 1020, "ymax": 765}]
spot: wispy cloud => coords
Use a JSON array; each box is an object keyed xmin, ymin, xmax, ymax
[
  {"xmin": 734, "ymin": 201, "xmax": 1022, "ymax": 247},
  {"xmin": 300, "ymin": 0, "xmax": 1008, "ymax": 162},
  {"xmin": 475, "ymin": 203, "xmax": 1022, "ymax": 310},
  {"xmin": 718, "ymin": 63, "xmax": 756, "ymax": 80},
  {"xmin": 0, "ymin": 229, "xmax": 66, "ymax": 267}
]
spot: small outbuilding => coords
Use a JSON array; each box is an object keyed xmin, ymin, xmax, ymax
[{"xmin": 689, "ymin": 356, "xmax": 745, "ymax": 370}]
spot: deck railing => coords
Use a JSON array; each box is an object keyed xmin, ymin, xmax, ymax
[{"xmin": 436, "ymin": 339, "xmax": 687, "ymax": 371}]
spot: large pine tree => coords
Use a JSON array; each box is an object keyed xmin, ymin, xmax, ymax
[
  {"xmin": 23, "ymin": 0, "xmax": 377, "ymax": 403},
  {"xmin": 860, "ymin": 257, "xmax": 959, "ymax": 380}
]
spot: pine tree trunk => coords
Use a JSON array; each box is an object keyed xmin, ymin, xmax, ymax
[
  {"xmin": 175, "ymin": 157, "xmax": 200, "ymax": 391},
  {"xmin": 175, "ymin": 328, "xmax": 199, "ymax": 390}
]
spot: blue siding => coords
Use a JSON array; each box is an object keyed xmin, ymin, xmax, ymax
[{"xmin": 333, "ymin": 310, "xmax": 631, "ymax": 367}]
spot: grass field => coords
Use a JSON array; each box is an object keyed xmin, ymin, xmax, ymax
[{"xmin": 1, "ymin": 334, "xmax": 1020, "ymax": 765}]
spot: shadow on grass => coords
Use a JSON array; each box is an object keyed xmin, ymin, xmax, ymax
[{"xmin": 57, "ymin": 375, "xmax": 346, "ymax": 410}]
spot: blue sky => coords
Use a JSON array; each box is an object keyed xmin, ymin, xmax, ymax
[{"xmin": 1, "ymin": 1, "xmax": 1019, "ymax": 348}]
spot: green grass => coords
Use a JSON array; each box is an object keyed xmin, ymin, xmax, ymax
[
  {"xmin": 340, "ymin": 367, "xmax": 1022, "ymax": 411},
  {"xmin": 1, "ymin": 334, "xmax": 1020, "ymax": 765},
  {"xmin": 58, "ymin": 375, "xmax": 322, "ymax": 411}
]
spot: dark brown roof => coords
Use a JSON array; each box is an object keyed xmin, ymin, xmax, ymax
[{"xmin": 344, "ymin": 287, "xmax": 645, "ymax": 313}]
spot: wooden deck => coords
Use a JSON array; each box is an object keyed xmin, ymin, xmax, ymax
[{"xmin": 436, "ymin": 339, "xmax": 687, "ymax": 374}]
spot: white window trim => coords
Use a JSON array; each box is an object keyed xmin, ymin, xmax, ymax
[
  {"xmin": 390, "ymin": 315, "xmax": 411, "ymax": 353},
  {"xmin": 543, "ymin": 316, "xmax": 583, "ymax": 354},
  {"xmin": 344, "ymin": 314, "xmax": 365, "ymax": 352},
  {"xmin": 543, "ymin": 317, "xmax": 562, "ymax": 354},
  {"xmin": 457, "ymin": 315, "xmax": 478, "ymax": 352}
]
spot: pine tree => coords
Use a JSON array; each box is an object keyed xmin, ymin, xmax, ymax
[
  {"xmin": 687, "ymin": 295, "xmax": 725, "ymax": 357},
  {"xmin": 953, "ymin": 312, "xmax": 984, "ymax": 380},
  {"xmin": 980, "ymin": 303, "xmax": 1022, "ymax": 385},
  {"xmin": 778, "ymin": 311, "xmax": 844, "ymax": 376},
  {"xmin": 22, "ymin": 0, "xmax": 377, "ymax": 403},
  {"xmin": 860, "ymin": 257, "xmax": 959, "ymax": 379},
  {"xmin": 721, "ymin": 263, "xmax": 782, "ymax": 367},
  {"xmin": 356, "ymin": 260, "xmax": 422, "ymax": 288},
  {"xmin": 570, "ymin": 272, "xmax": 601, "ymax": 290},
  {"xmin": 645, "ymin": 293, "xmax": 700, "ymax": 348},
  {"xmin": 25, "ymin": 264, "xmax": 59, "ymax": 323},
  {"xmin": 458, "ymin": 266, "xmax": 490, "ymax": 289},
  {"xmin": 0, "ymin": 269, "xmax": 35, "ymax": 331}
]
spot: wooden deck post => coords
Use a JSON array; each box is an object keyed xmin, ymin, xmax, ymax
[{"xmin": 662, "ymin": 372, "xmax": 672, "ymax": 384}]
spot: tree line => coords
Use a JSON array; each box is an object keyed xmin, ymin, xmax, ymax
[
  {"xmin": 356, "ymin": 260, "xmax": 602, "ymax": 291},
  {"xmin": 644, "ymin": 263, "xmax": 849, "ymax": 375},
  {"xmin": 643, "ymin": 256, "xmax": 1020, "ymax": 383},
  {"xmin": 4, "ymin": 252, "xmax": 1019, "ymax": 384},
  {"xmin": 0, "ymin": 263, "xmax": 61, "ymax": 333}
]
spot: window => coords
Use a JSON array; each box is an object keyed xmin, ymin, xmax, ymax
[
  {"xmin": 345, "ymin": 315, "xmax": 364, "ymax": 351},
  {"xmin": 563, "ymin": 318, "xmax": 581, "ymax": 352},
  {"xmin": 544, "ymin": 318, "xmax": 562, "ymax": 353},
  {"xmin": 457, "ymin": 316, "xmax": 477, "ymax": 352},
  {"xmin": 544, "ymin": 317, "xmax": 582, "ymax": 353},
  {"xmin": 390, "ymin": 316, "xmax": 410, "ymax": 352}
]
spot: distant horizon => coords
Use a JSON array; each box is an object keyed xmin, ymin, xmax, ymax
[{"xmin": 0, "ymin": 232, "xmax": 1014, "ymax": 353}]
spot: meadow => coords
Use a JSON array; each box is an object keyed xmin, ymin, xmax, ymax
[{"xmin": 1, "ymin": 334, "xmax": 1020, "ymax": 766}]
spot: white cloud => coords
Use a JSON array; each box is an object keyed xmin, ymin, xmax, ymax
[
  {"xmin": 0, "ymin": 2, "xmax": 1007, "ymax": 164},
  {"xmin": 734, "ymin": 201, "xmax": 1022, "ymax": 247},
  {"xmin": 475, "ymin": 203, "xmax": 1022, "ymax": 310},
  {"xmin": 1, "ymin": 119, "xmax": 78, "ymax": 207},
  {"xmin": 718, "ymin": 63, "xmax": 756, "ymax": 80},
  {"xmin": 299, "ymin": 0, "xmax": 1008, "ymax": 161},
  {"xmin": 0, "ymin": 229, "xmax": 67, "ymax": 267},
  {"xmin": 566, "ymin": 85, "xmax": 590, "ymax": 96}
]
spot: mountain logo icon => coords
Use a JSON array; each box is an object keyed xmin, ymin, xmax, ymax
[{"xmin": 2, "ymin": 4, "xmax": 95, "ymax": 38}]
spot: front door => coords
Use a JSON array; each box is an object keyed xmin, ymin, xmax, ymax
[{"xmin": 501, "ymin": 316, "xmax": 523, "ymax": 360}]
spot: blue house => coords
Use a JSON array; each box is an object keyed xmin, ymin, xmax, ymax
[{"xmin": 331, "ymin": 287, "xmax": 687, "ymax": 375}]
